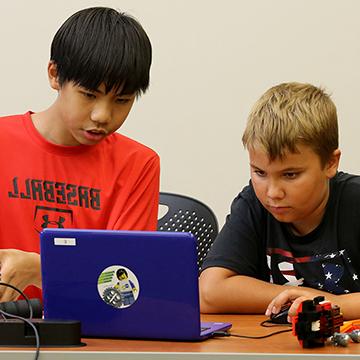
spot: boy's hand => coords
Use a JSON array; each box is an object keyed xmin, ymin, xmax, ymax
[
  {"xmin": 0, "ymin": 249, "xmax": 41, "ymax": 302},
  {"xmin": 265, "ymin": 287, "xmax": 322, "ymax": 322}
]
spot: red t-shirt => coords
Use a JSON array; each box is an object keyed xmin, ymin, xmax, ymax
[{"xmin": 0, "ymin": 112, "xmax": 160, "ymax": 299}]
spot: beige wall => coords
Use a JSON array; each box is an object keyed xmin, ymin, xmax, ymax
[{"xmin": 1, "ymin": 0, "xmax": 359, "ymax": 226}]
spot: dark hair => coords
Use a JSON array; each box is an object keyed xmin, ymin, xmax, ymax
[
  {"xmin": 50, "ymin": 7, "xmax": 152, "ymax": 96},
  {"xmin": 116, "ymin": 268, "xmax": 128, "ymax": 279}
]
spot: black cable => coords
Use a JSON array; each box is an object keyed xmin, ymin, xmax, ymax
[
  {"xmin": 0, "ymin": 282, "xmax": 34, "ymax": 319},
  {"xmin": 231, "ymin": 328, "xmax": 292, "ymax": 339},
  {"xmin": 0, "ymin": 309, "xmax": 39, "ymax": 360},
  {"xmin": 214, "ymin": 328, "xmax": 292, "ymax": 339},
  {"xmin": 0, "ymin": 282, "xmax": 39, "ymax": 360},
  {"xmin": 214, "ymin": 320, "xmax": 292, "ymax": 339},
  {"xmin": 260, "ymin": 319, "xmax": 292, "ymax": 327}
]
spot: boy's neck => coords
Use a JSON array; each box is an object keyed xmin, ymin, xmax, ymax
[{"xmin": 31, "ymin": 107, "xmax": 69, "ymax": 146}]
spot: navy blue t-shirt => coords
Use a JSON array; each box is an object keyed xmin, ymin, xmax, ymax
[{"xmin": 202, "ymin": 172, "xmax": 360, "ymax": 294}]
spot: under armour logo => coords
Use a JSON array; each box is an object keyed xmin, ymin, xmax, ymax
[
  {"xmin": 34, "ymin": 205, "xmax": 73, "ymax": 233},
  {"xmin": 41, "ymin": 215, "xmax": 66, "ymax": 229}
]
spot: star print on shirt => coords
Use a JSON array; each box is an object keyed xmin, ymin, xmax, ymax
[
  {"xmin": 268, "ymin": 247, "xmax": 360, "ymax": 294},
  {"xmin": 311, "ymin": 249, "xmax": 360, "ymax": 294},
  {"xmin": 325, "ymin": 272, "xmax": 333, "ymax": 280},
  {"xmin": 323, "ymin": 262, "xmax": 343, "ymax": 293}
]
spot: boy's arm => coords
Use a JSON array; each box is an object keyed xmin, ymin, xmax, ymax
[
  {"xmin": 200, "ymin": 267, "xmax": 360, "ymax": 320},
  {"xmin": 199, "ymin": 267, "xmax": 329, "ymax": 314},
  {"xmin": 266, "ymin": 287, "xmax": 360, "ymax": 321},
  {"xmin": 0, "ymin": 249, "xmax": 41, "ymax": 301},
  {"xmin": 199, "ymin": 267, "xmax": 290, "ymax": 313}
]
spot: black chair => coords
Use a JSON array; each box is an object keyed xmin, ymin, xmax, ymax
[{"xmin": 157, "ymin": 192, "xmax": 219, "ymax": 272}]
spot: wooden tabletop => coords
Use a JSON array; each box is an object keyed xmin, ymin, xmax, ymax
[{"xmin": 1, "ymin": 314, "xmax": 360, "ymax": 359}]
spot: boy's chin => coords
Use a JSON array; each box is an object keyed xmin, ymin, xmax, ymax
[{"xmin": 269, "ymin": 212, "xmax": 294, "ymax": 223}]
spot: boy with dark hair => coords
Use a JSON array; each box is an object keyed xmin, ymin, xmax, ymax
[
  {"xmin": 0, "ymin": 7, "xmax": 159, "ymax": 301},
  {"xmin": 199, "ymin": 82, "xmax": 360, "ymax": 320}
]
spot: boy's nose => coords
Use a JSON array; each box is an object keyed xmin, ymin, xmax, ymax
[
  {"xmin": 90, "ymin": 104, "xmax": 111, "ymax": 125},
  {"xmin": 266, "ymin": 181, "xmax": 285, "ymax": 200}
]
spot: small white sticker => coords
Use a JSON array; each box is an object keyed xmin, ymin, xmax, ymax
[{"xmin": 54, "ymin": 237, "xmax": 76, "ymax": 246}]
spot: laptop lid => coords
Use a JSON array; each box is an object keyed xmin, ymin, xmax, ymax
[{"xmin": 40, "ymin": 228, "xmax": 231, "ymax": 340}]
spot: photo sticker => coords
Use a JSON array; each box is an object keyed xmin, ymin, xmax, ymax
[{"xmin": 97, "ymin": 265, "xmax": 140, "ymax": 309}]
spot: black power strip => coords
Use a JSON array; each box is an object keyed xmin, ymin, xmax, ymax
[{"xmin": 0, "ymin": 319, "xmax": 84, "ymax": 347}]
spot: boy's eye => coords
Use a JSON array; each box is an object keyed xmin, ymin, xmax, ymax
[
  {"xmin": 81, "ymin": 91, "xmax": 96, "ymax": 99},
  {"xmin": 254, "ymin": 170, "xmax": 266, "ymax": 177},
  {"xmin": 116, "ymin": 98, "xmax": 131, "ymax": 104},
  {"xmin": 283, "ymin": 172, "xmax": 298, "ymax": 179}
]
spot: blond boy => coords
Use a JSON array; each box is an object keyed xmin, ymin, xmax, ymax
[{"xmin": 200, "ymin": 82, "xmax": 360, "ymax": 320}]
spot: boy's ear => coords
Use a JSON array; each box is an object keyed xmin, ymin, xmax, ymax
[
  {"xmin": 47, "ymin": 61, "xmax": 61, "ymax": 90},
  {"xmin": 326, "ymin": 148, "xmax": 341, "ymax": 178}
]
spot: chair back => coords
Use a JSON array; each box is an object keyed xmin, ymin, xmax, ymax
[{"xmin": 158, "ymin": 192, "xmax": 218, "ymax": 272}]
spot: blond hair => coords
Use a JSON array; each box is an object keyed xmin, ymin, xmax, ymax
[{"xmin": 242, "ymin": 82, "xmax": 338, "ymax": 166}]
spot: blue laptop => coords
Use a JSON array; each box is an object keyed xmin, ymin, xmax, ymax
[{"xmin": 40, "ymin": 228, "xmax": 231, "ymax": 340}]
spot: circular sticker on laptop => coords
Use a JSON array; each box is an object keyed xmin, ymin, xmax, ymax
[{"xmin": 97, "ymin": 265, "xmax": 140, "ymax": 309}]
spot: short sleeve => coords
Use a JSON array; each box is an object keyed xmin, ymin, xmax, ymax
[{"xmin": 201, "ymin": 184, "xmax": 269, "ymax": 281}]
